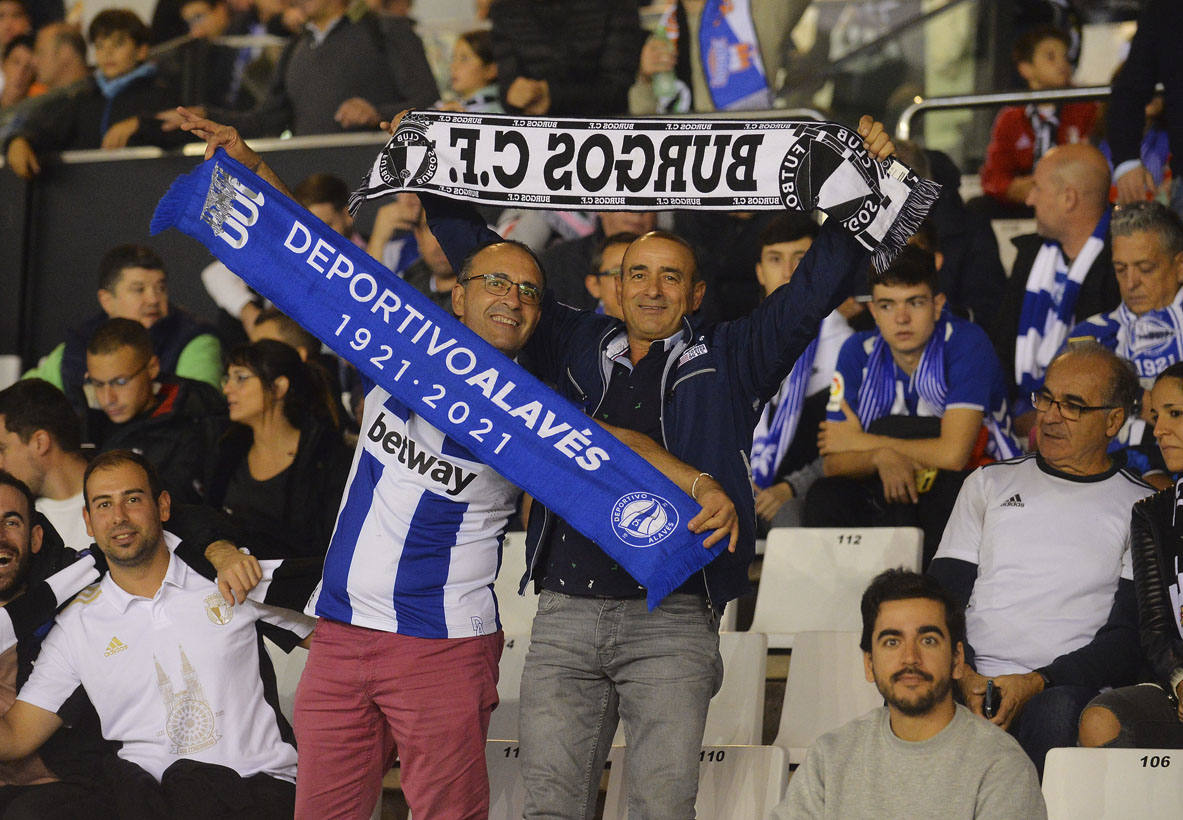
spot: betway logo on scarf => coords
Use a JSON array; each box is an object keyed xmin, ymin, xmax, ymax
[
  {"xmin": 151, "ymin": 151, "xmax": 720, "ymax": 608},
  {"xmin": 350, "ymin": 111, "xmax": 940, "ymax": 273}
]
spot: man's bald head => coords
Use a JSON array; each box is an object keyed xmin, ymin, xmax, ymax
[
  {"xmin": 1027, "ymin": 144, "xmax": 1111, "ymax": 243},
  {"xmin": 1041, "ymin": 144, "xmax": 1111, "ymax": 214}
]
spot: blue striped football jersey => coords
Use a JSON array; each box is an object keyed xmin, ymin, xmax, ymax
[{"xmin": 307, "ymin": 379, "xmax": 519, "ymax": 638}]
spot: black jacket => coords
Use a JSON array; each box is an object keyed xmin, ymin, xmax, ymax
[{"xmin": 1129, "ymin": 488, "xmax": 1183, "ymax": 692}]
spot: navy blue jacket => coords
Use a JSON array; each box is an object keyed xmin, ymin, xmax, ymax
[{"xmin": 426, "ymin": 195, "xmax": 867, "ymax": 606}]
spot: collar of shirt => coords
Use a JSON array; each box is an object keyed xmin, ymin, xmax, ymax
[
  {"xmin": 306, "ymin": 15, "xmax": 344, "ymax": 47},
  {"xmin": 99, "ymin": 531, "xmax": 187, "ymax": 614},
  {"xmin": 605, "ymin": 327, "xmax": 684, "ymax": 372}
]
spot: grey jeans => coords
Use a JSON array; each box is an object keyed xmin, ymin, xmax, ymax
[{"xmin": 520, "ymin": 591, "xmax": 723, "ymax": 819}]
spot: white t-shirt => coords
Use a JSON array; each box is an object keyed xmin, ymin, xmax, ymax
[
  {"xmin": 935, "ymin": 454, "xmax": 1153, "ymax": 676},
  {"xmin": 18, "ymin": 537, "xmax": 314, "ymax": 782},
  {"xmin": 34, "ymin": 493, "xmax": 89, "ymax": 551}
]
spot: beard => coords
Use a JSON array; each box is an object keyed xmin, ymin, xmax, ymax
[
  {"xmin": 877, "ymin": 664, "xmax": 955, "ymax": 717},
  {"xmin": 0, "ymin": 545, "xmax": 31, "ymax": 604},
  {"xmin": 101, "ymin": 526, "xmax": 161, "ymax": 569}
]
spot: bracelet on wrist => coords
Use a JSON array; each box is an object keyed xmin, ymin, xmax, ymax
[{"xmin": 691, "ymin": 472, "xmax": 713, "ymax": 500}]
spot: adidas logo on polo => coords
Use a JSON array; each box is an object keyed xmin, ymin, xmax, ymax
[
  {"xmin": 1000, "ymin": 494, "xmax": 1024, "ymax": 508},
  {"xmin": 104, "ymin": 637, "xmax": 128, "ymax": 657}
]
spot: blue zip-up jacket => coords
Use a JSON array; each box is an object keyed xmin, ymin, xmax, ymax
[{"xmin": 425, "ymin": 195, "xmax": 868, "ymax": 606}]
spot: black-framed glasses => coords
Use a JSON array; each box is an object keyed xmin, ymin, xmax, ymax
[
  {"xmin": 460, "ymin": 273, "xmax": 542, "ymax": 305},
  {"xmin": 84, "ymin": 361, "xmax": 149, "ymax": 390},
  {"xmin": 597, "ymin": 266, "xmax": 622, "ymax": 278},
  {"xmin": 1030, "ymin": 390, "xmax": 1118, "ymax": 421}
]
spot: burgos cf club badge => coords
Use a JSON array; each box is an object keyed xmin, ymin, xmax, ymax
[
  {"xmin": 612, "ymin": 492, "xmax": 679, "ymax": 548},
  {"xmin": 779, "ymin": 124, "xmax": 885, "ymax": 232},
  {"xmin": 204, "ymin": 592, "xmax": 234, "ymax": 626},
  {"xmin": 379, "ymin": 115, "xmax": 437, "ymax": 187}
]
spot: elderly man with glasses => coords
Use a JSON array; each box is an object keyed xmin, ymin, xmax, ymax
[{"xmin": 929, "ymin": 339, "xmax": 1153, "ymax": 776}]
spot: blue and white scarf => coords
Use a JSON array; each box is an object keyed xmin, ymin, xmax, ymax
[
  {"xmin": 750, "ymin": 338, "xmax": 817, "ymax": 488},
  {"xmin": 1015, "ymin": 211, "xmax": 1110, "ymax": 401},
  {"xmin": 1110, "ymin": 290, "xmax": 1183, "ymax": 386},
  {"xmin": 699, "ymin": 0, "xmax": 772, "ymax": 110},
  {"xmin": 151, "ymin": 151, "xmax": 724, "ymax": 608},
  {"xmin": 857, "ymin": 316, "xmax": 1020, "ymax": 461}
]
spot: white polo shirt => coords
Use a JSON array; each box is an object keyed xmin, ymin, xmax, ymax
[
  {"xmin": 18, "ymin": 534, "xmax": 314, "ymax": 783},
  {"xmin": 935, "ymin": 454, "xmax": 1152, "ymax": 676}
]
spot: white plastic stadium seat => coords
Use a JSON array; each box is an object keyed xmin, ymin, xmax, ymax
[
  {"xmin": 485, "ymin": 740, "xmax": 529, "ymax": 820},
  {"xmin": 611, "ymin": 630, "xmax": 766, "ymax": 748},
  {"xmin": 1042, "ymin": 747, "xmax": 1183, "ymax": 820},
  {"xmin": 487, "ymin": 633, "xmax": 530, "ymax": 741},
  {"xmin": 602, "ymin": 745, "xmax": 786, "ymax": 819},
  {"xmin": 750, "ymin": 527, "xmax": 922, "ymax": 648},
  {"xmin": 494, "ymin": 531, "xmax": 539, "ymax": 636},
  {"xmin": 774, "ymin": 630, "xmax": 882, "ymax": 766}
]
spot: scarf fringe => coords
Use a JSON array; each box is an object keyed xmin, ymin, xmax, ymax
[{"xmin": 872, "ymin": 175, "xmax": 943, "ymax": 275}]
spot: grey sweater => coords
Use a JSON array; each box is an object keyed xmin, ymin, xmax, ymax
[{"xmin": 772, "ymin": 705, "xmax": 1046, "ymax": 819}]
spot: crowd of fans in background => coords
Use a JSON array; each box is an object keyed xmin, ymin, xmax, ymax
[{"xmin": 0, "ymin": 0, "xmax": 1182, "ymax": 817}]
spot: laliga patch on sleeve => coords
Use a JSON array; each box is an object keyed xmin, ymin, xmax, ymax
[{"xmin": 826, "ymin": 372, "xmax": 845, "ymax": 414}]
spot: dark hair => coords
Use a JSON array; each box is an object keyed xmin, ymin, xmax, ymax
[
  {"xmin": 2, "ymin": 32, "xmax": 32, "ymax": 63},
  {"xmin": 83, "ymin": 449, "xmax": 163, "ymax": 508},
  {"xmin": 226, "ymin": 339, "xmax": 335, "ymax": 430},
  {"xmin": 891, "ymin": 139, "xmax": 932, "ymax": 179},
  {"xmin": 293, "ymin": 173, "xmax": 350, "ymax": 212},
  {"xmin": 870, "ymin": 244, "xmax": 941, "ymax": 294},
  {"xmin": 1012, "ymin": 25, "xmax": 1069, "ymax": 67},
  {"xmin": 458, "ymin": 239, "xmax": 548, "ymax": 287},
  {"xmin": 906, "ymin": 221, "xmax": 941, "ymax": 255},
  {"xmin": 98, "ymin": 244, "xmax": 165, "ymax": 292},
  {"xmin": 1154, "ymin": 361, "xmax": 1183, "ymax": 387},
  {"xmin": 758, "ymin": 212, "xmax": 819, "ymax": 251},
  {"xmin": 592, "ymin": 231, "xmax": 640, "ymax": 273},
  {"xmin": 457, "ymin": 29, "xmax": 494, "ymax": 68},
  {"xmin": 44, "ymin": 23, "xmax": 87, "ymax": 61},
  {"xmin": 87, "ymin": 317, "xmax": 154, "ymax": 359},
  {"xmin": 1112, "ymin": 200, "xmax": 1183, "ymax": 258},
  {"xmin": 860, "ymin": 568, "xmax": 966, "ymax": 653},
  {"xmin": 253, "ymin": 308, "xmax": 320, "ymax": 357},
  {"xmin": 0, "ymin": 379, "xmax": 82, "ymax": 453},
  {"xmin": 0, "ymin": 470, "xmax": 37, "ymax": 523},
  {"xmin": 0, "ymin": 0, "xmax": 28, "ymax": 17},
  {"xmin": 87, "ymin": 9, "xmax": 150, "ymax": 47},
  {"xmin": 1051, "ymin": 339, "xmax": 1141, "ymax": 420}
]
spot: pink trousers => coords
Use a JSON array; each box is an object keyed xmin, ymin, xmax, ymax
[{"xmin": 293, "ymin": 619, "xmax": 502, "ymax": 819}]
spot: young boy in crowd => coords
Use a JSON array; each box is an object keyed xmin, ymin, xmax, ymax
[
  {"xmin": 4, "ymin": 9, "xmax": 185, "ymax": 179},
  {"xmin": 980, "ymin": 25, "xmax": 1098, "ymax": 211}
]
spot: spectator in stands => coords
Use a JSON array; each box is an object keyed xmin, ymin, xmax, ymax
[
  {"xmin": 437, "ymin": 28, "xmax": 501, "ymax": 113},
  {"xmin": 628, "ymin": 0, "xmax": 803, "ymax": 115},
  {"xmin": 489, "ymin": 0, "xmax": 643, "ymax": 116},
  {"xmin": 930, "ymin": 341, "xmax": 1151, "ymax": 775},
  {"xmin": 991, "ymin": 144, "xmax": 1120, "ymax": 436},
  {"xmin": 805, "ymin": 246, "xmax": 1020, "ymax": 566},
  {"xmin": 366, "ymin": 192, "xmax": 422, "ymax": 276},
  {"xmin": 31, "ymin": 22, "xmax": 86, "ymax": 92},
  {"xmin": 3, "ymin": 9, "xmax": 188, "ymax": 179},
  {"xmin": 162, "ymin": 0, "xmax": 437, "ymax": 137},
  {"xmin": 673, "ymin": 209, "xmax": 775, "ymax": 322},
  {"xmin": 979, "ymin": 25, "xmax": 1097, "ymax": 212},
  {"xmin": 752, "ymin": 213, "xmax": 859, "ymax": 528},
  {"xmin": 167, "ymin": 0, "xmax": 260, "ymax": 111},
  {"xmin": 25, "ymin": 243, "xmax": 223, "ymax": 413},
  {"xmin": 539, "ymin": 211, "xmax": 657, "ymax": 310},
  {"xmin": 0, "ymin": 471, "xmax": 115, "ymax": 818},
  {"xmin": 401, "ymin": 209, "xmax": 458, "ymax": 314},
  {"xmin": 582, "ymin": 232, "xmax": 637, "ymax": 320},
  {"xmin": 0, "ymin": 0, "xmax": 30, "ymax": 55},
  {"xmin": 772, "ymin": 568, "xmax": 1046, "ymax": 819},
  {"xmin": 0, "ymin": 450, "xmax": 314, "ymax": 818},
  {"xmin": 205, "ymin": 339, "xmax": 350, "ymax": 559},
  {"xmin": 83, "ymin": 319, "xmax": 226, "ymax": 505},
  {"xmin": 1066, "ymin": 201, "xmax": 1183, "ymax": 486},
  {"xmin": 1, "ymin": 34, "xmax": 39, "ymax": 107},
  {"xmin": 1107, "ymin": 0, "xmax": 1183, "ymax": 217},
  {"xmin": 0, "ymin": 380, "xmax": 90, "ymax": 550},
  {"xmin": 893, "ymin": 139, "xmax": 1008, "ymax": 329},
  {"xmin": 1079, "ymin": 362, "xmax": 1183, "ymax": 750}
]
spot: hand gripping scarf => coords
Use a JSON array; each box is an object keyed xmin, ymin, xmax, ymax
[
  {"xmin": 151, "ymin": 151, "xmax": 729, "ymax": 608},
  {"xmin": 349, "ymin": 111, "xmax": 941, "ymax": 274}
]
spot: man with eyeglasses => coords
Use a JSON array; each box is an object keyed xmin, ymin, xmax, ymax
[
  {"xmin": 581, "ymin": 232, "xmax": 635, "ymax": 319},
  {"xmin": 804, "ymin": 245, "xmax": 1020, "ymax": 566},
  {"xmin": 82, "ymin": 318, "xmax": 226, "ymax": 505},
  {"xmin": 930, "ymin": 340, "xmax": 1152, "ymax": 775}
]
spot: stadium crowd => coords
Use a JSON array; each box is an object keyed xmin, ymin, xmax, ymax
[{"xmin": 1, "ymin": 0, "xmax": 1182, "ymax": 817}]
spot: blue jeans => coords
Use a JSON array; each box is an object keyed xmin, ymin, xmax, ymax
[
  {"xmin": 1010, "ymin": 685, "xmax": 1097, "ymax": 777},
  {"xmin": 520, "ymin": 591, "xmax": 723, "ymax": 820}
]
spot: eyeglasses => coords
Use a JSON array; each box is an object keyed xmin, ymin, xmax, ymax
[
  {"xmin": 597, "ymin": 267, "xmax": 622, "ymax": 278},
  {"xmin": 84, "ymin": 361, "xmax": 149, "ymax": 390},
  {"xmin": 460, "ymin": 273, "xmax": 542, "ymax": 305},
  {"xmin": 1030, "ymin": 391, "xmax": 1118, "ymax": 421}
]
